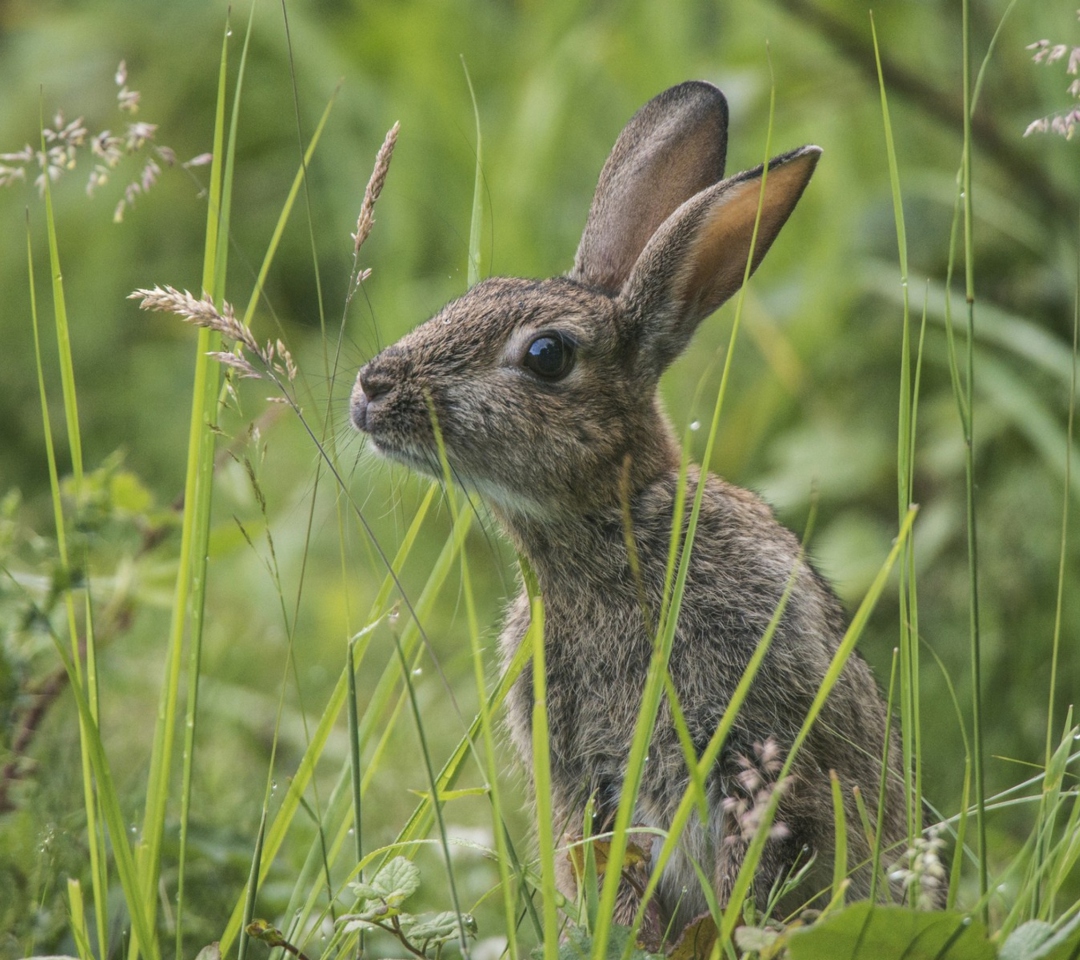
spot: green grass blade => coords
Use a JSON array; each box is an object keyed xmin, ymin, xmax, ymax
[
  {"xmin": 347, "ymin": 635, "xmax": 364, "ymax": 865},
  {"xmin": 830, "ymin": 771, "xmax": 849, "ymax": 906},
  {"xmin": 47, "ymin": 627, "xmax": 160, "ymax": 960},
  {"xmin": 597, "ymin": 78, "xmax": 780, "ymax": 960},
  {"xmin": 526, "ymin": 572, "xmax": 559, "ymax": 960},
  {"xmin": 140, "ymin": 17, "xmax": 234, "ymax": 960},
  {"xmin": 462, "ymin": 57, "xmax": 483, "ymax": 288},
  {"xmin": 960, "ymin": 0, "xmax": 988, "ymax": 918},
  {"xmin": 237, "ymin": 809, "xmax": 267, "ymax": 960},
  {"xmin": 178, "ymin": 15, "xmax": 260, "ymax": 957},
  {"xmin": 393, "ymin": 631, "xmax": 471, "ymax": 957},
  {"xmin": 219, "ymin": 485, "xmax": 453, "ymax": 954},
  {"xmin": 870, "ymin": 10, "xmax": 920, "ymax": 850},
  {"xmin": 66, "ymin": 879, "xmax": 93, "ymax": 960},
  {"xmin": 869, "ymin": 649, "xmax": 899, "ymax": 903},
  {"xmin": 630, "ymin": 514, "xmax": 813, "ymax": 937},
  {"xmin": 32, "ymin": 186, "xmax": 110, "ymax": 960},
  {"xmin": 1045, "ymin": 199, "xmax": 1079, "ymax": 770},
  {"xmin": 718, "ymin": 506, "xmax": 918, "ymax": 944},
  {"xmin": 430, "ymin": 413, "xmax": 520, "ymax": 954}
]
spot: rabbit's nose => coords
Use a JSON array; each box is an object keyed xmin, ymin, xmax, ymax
[
  {"xmin": 351, "ymin": 362, "xmax": 394, "ymax": 433},
  {"xmin": 359, "ymin": 361, "xmax": 394, "ymax": 402}
]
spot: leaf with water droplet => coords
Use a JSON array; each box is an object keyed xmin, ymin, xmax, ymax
[{"xmin": 349, "ymin": 855, "xmax": 420, "ymax": 908}]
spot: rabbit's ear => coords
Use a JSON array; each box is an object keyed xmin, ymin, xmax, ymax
[
  {"xmin": 620, "ymin": 145, "xmax": 821, "ymax": 375},
  {"xmin": 571, "ymin": 81, "xmax": 729, "ymax": 294}
]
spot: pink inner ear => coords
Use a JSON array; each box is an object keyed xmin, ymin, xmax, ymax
[{"xmin": 683, "ymin": 155, "xmax": 817, "ymax": 318}]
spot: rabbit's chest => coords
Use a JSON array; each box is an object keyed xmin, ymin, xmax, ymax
[{"xmin": 499, "ymin": 590, "xmax": 693, "ymax": 788}]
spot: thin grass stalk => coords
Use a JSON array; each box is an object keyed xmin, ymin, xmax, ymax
[
  {"xmin": 523, "ymin": 565, "xmax": 559, "ymax": 960},
  {"xmin": 41, "ymin": 107, "xmax": 103, "ymax": 930},
  {"xmin": 663, "ymin": 674, "xmax": 709, "ymax": 824},
  {"xmin": 176, "ymin": 15, "xmax": 257, "ymax": 959},
  {"xmin": 32, "ymin": 192, "xmax": 110, "ymax": 960},
  {"xmin": 1042, "ymin": 193, "xmax": 1080, "ymax": 831},
  {"xmin": 246, "ymin": 490, "xmax": 342, "ymax": 949},
  {"xmin": 280, "ymin": 0, "xmax": 329, "ymax": 355},
  {"xmin": 218, "ymin": 489, "xmax": 459, "ymax": 954},
  {"xmin": 718, "ymin": 507, "xmax": 917, "ymax": 945},
  {"xmin": 41, "ymin": 140, "xmax": 84, "ymax": 498},
  {"xmin": 392, "ymin": 630, "xmax": 472, "ymax": 959},
  {"xmin": 278, "ymin": 666, "xmax": 414, "ymax": 959},
  {"xmin": 431, "ymin": 439, "xmax": 520, "ymax": 952},
  {"xmin": 870, "ymin": 13, "xmax": 921, "ymax": 850},
  {"xmin": 141, "ymin": 22, "xmax": 230, "ymax": 960},
  {"xmin": 907, "ymin": 296, "xmax": 929, "ymax": 832},
  {"xmin": 869, "ymin": 649, "xmax": 899, "ymax": 903},
  {"xmin": 960, "ymin": 0, "xmax": 989, "ymax": 918},
  {"xmin": 67, "ymin": 879, "xmax": 93, "ymax": 960},
  {"xmin": 272, "ymin": 15, "xmax": 355, "ymax": 833},
  {"xmin": 463, "ymin": 58, "xmax": 483, "ymax": 288},
  {"xmin": 243, "ymin": 102, "xmax": 338, "ymax": 323},
  {"xmin": 466, "ymin": 546, "xmax": 522, "ymax": 960},
  {"xmin": 238, "ymin": 810, "xmax": 268, "ymax": 960},
  {"xmin": 947, "ymin": 759, "xmax": 971, "ymax": 911},
  {"xmin": 392, "ymin": 622, "xmax": 535, "ymax": 850},
  {"xmin": 829, "ymin": 771, "xmax": 849, "ymax": 906},
  {"xmin": 347, "ymin": 635, "xmax": 364, "ymax": 866},
  {"xmin": 449, "ymin": 97, "xmax": 519, "ymax": 958},
  {"xmin": 629, "ymin": 506, "xmax": 817, "ymax": 937},
  {"xmin": 45, "ymin": 623, "xmax": 159, "ymax": 960},
  {"xmin": 595, "ymin": 71, "xmax": 781, "ymax": 960}
]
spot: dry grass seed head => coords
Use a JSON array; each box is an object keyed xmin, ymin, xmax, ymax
[{"xmin": 352, "ymin": 121, "xmax": 400, "ymax": 254}]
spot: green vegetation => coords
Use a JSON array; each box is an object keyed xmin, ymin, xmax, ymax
[{"xmin": 0, "ymin": 1, "xmax": 1078, "ymax": 959}]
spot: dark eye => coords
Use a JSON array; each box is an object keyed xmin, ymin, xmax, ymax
[{"xmin": 522, "ymin": 334, "xmax": 576, "ymax": 381}]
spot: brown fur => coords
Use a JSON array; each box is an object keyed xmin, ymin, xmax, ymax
[{"xmin": 351, "ymin": 81, "xmax": 922, "ymax": 934}]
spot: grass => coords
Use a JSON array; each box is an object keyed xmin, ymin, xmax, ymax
[{"xmin": 3, "ymin": 2, "xmax": 1080, "ymax": 959}]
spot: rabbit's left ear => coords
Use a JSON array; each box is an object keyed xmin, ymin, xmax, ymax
[
  {"xmin": 571, "ymin": 81, "xmax": 729, "ymax": 295},
  {"xmin": 621, "ymin": 145, "xmax": 821, "ymax": 376}
]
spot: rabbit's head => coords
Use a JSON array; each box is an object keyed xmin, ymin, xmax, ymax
[{"xmin": 351, "ymin": 81, "xmax": 819, "ymax": 518}]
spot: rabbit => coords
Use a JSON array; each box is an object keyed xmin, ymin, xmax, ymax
[{"xmin": 351, "ymin": 80, "xmax": 920, "ymax": 938}]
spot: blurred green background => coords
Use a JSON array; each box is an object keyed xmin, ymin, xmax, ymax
[{"xmin": 1, "ymin": 0, "xmax": 1078, "ymax": 954}]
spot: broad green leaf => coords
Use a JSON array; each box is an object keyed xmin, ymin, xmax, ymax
[
  {"xmin": 667, "ymin": 913, "xmax": 719, "ymax": 960},
  {"xmin": 407, "ymin": 911, "xmax": 477, "ymax": 945},
  {"xmin": 1000, "ymin": 921, "xmax": 1055, "ymax": 960},
  {"xmin": 1002, "ymin": 914, "xmax": 1080, "ymax": 960},
  {"xmin": 350, "ymin": 856, "xmax": 420, "ymax": 906},
  {"xmin": 785, "ymin": 904, "xmax": 994, "ymax": 960}
]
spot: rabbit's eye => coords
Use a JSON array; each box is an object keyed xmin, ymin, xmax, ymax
[{"xmin": 523, "ymin": 334, "xmax": 575, "ymax": 381}]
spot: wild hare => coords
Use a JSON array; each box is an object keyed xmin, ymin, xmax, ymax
[{"xmin": 352, "ymin": 81, "xmax": 925, "ymax": 937}]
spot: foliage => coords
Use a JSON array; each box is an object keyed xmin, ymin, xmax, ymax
[
  {"xmin": 0, "ymin": 0, "xmax": 1079, "ymax": 959},
  {"xmin": 334, "ymin": 856, "xmax": 477, "ymax": 960}
]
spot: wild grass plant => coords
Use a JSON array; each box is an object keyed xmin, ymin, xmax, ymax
[{"xmin": 2, "ymin": 2, "xmax": 1080, "ymax": 960}]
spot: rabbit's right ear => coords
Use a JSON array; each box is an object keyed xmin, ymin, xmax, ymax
[
  {"xmin": 571, "ymin": 81, "xmax": 729, "ymax": 295},
  {"xmin": 619, "ymin": 145, "xmax": 821, "ymax": 377}
]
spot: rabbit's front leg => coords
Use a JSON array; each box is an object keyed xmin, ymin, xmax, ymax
[{"xmin": 554, "ymin": 798, "xmax": 666, "ymax": 947}]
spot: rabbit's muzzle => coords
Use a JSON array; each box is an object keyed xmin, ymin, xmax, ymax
[{"xmin": 350, "ymin": 352, "xmax": 440, "ymax": 474}]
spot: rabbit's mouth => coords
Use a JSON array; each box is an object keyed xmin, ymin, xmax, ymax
[{"xmin": 364, "ymin": 433, "xmax": 441, "ymax": 476}]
